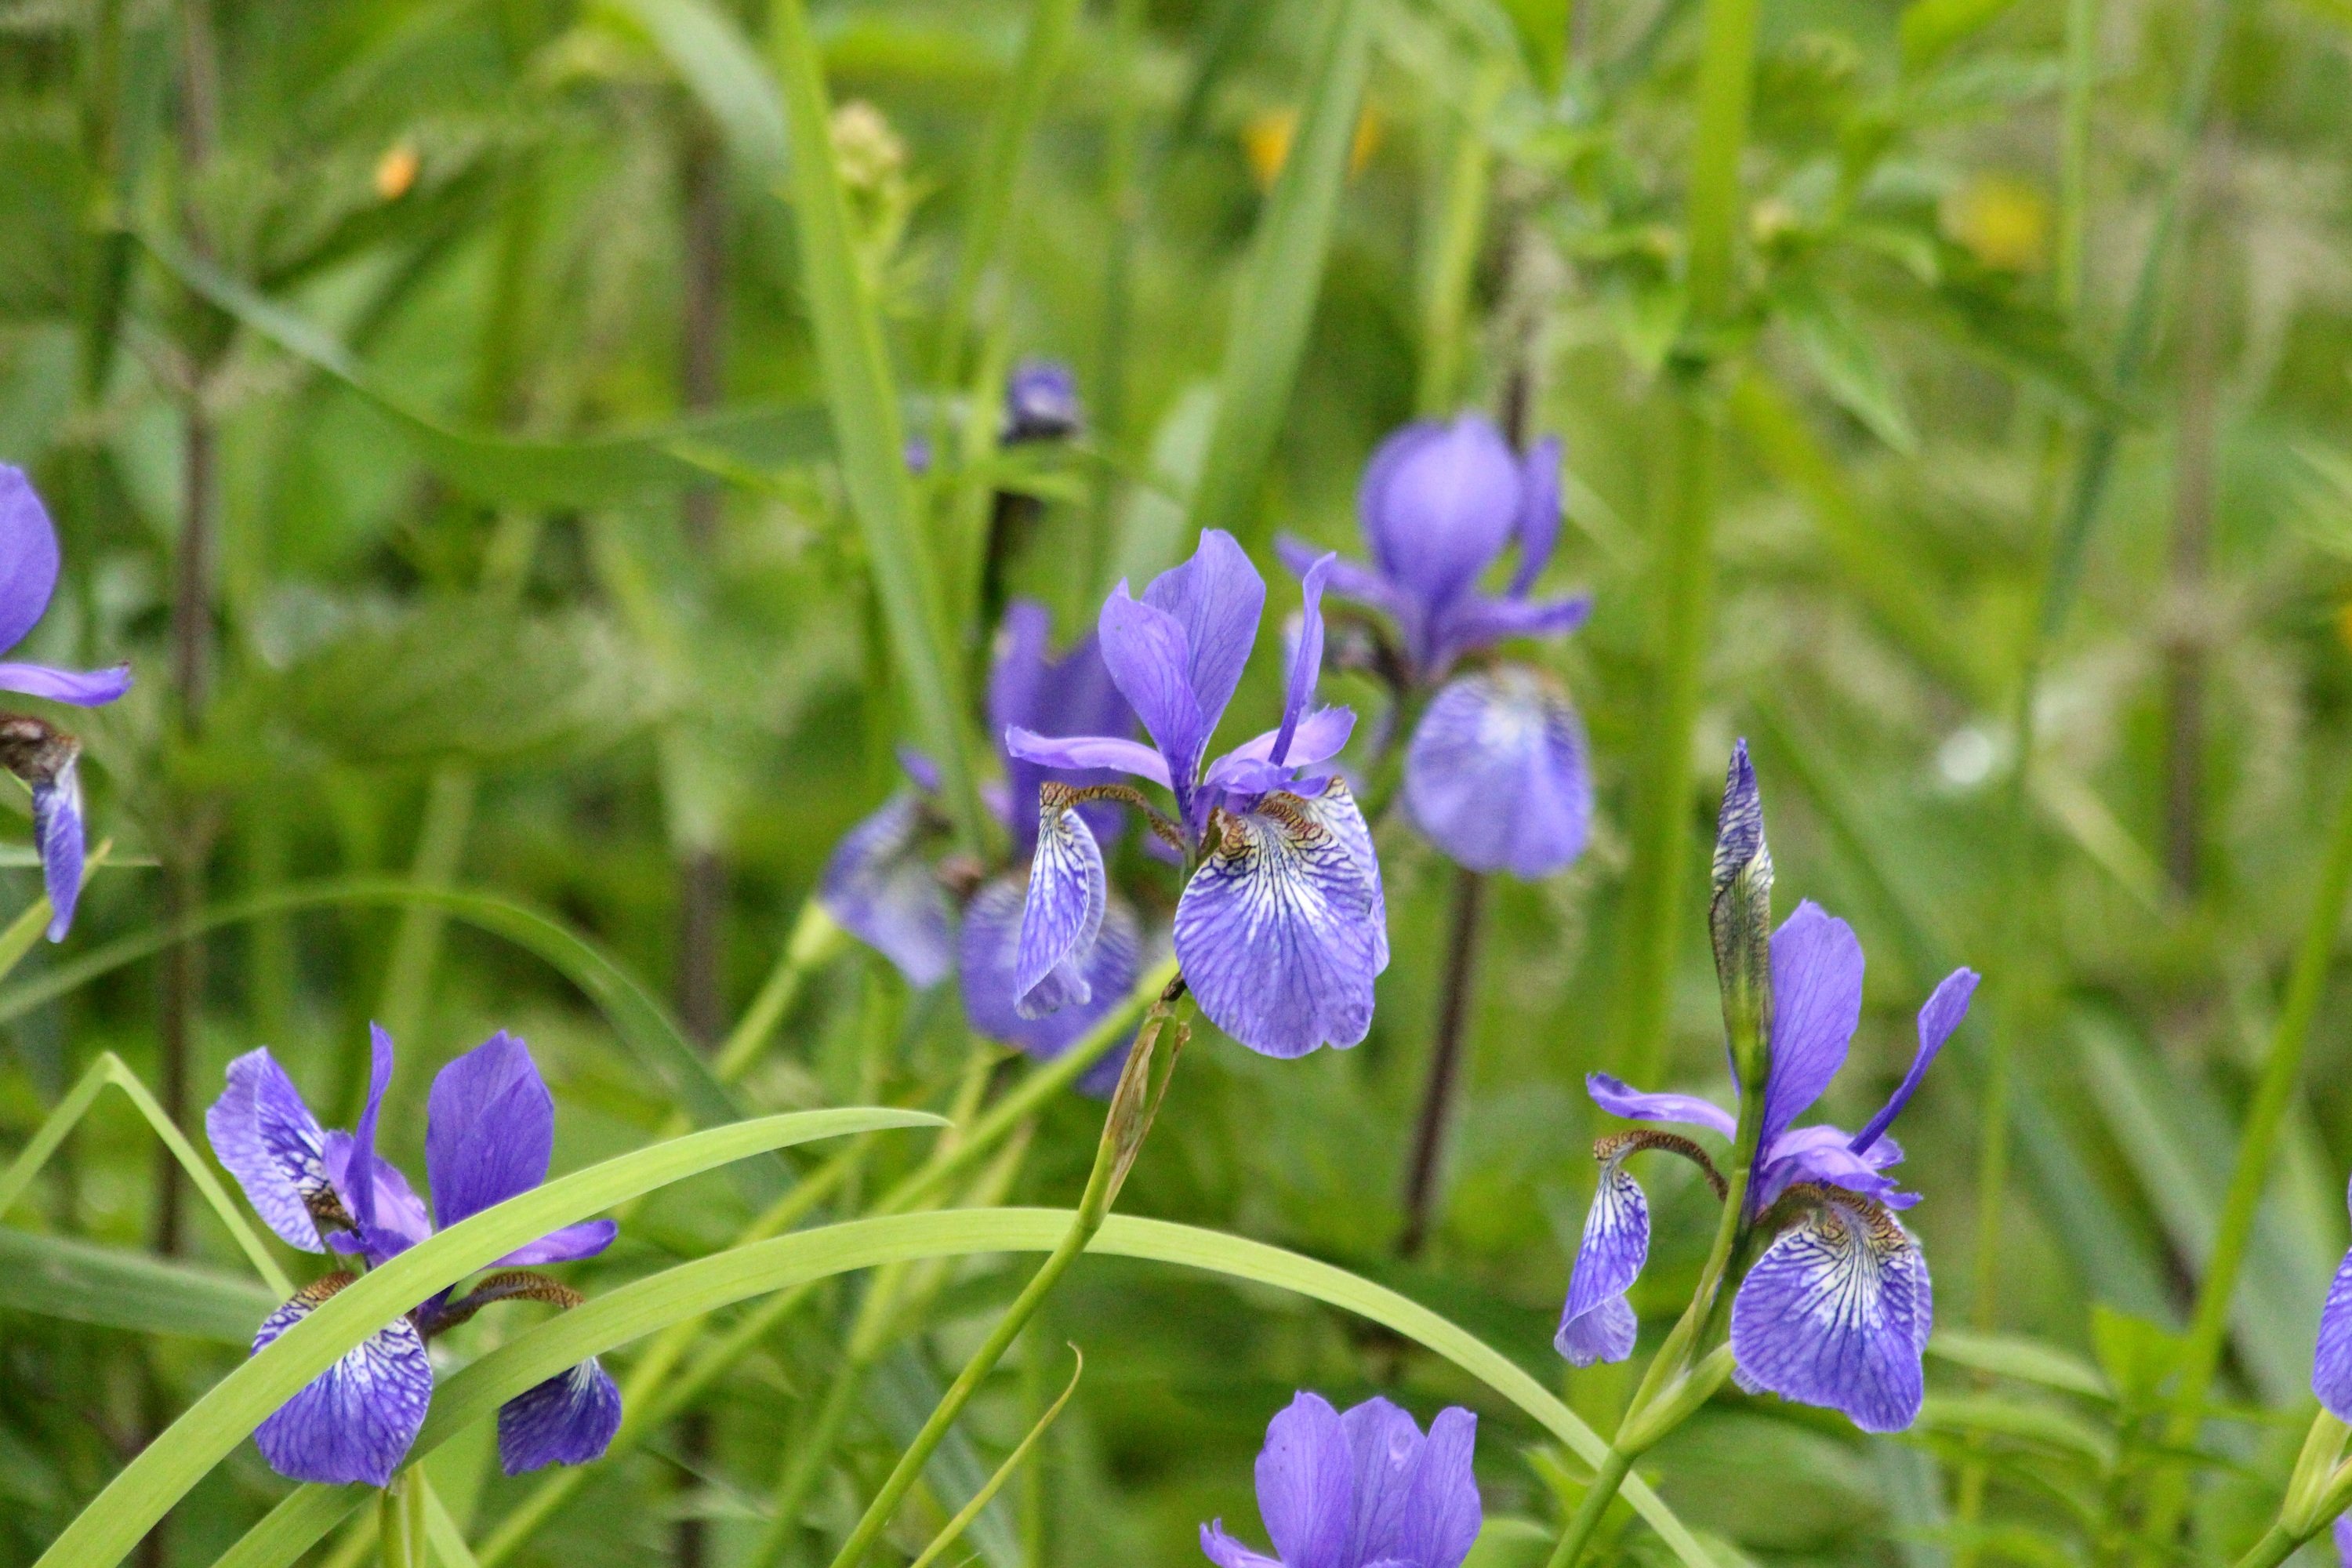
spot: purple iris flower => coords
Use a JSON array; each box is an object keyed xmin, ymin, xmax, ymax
[
  {"xmin": 2307, "ymin": 1175, "xmax": 2352, "ymax": 1421},
  {"xmin": 207, "ymin": 1028, "xmax": 621, "ymax": 1486},
  {"xmin": 1200, "ymin": 1392, "xmax": 1479, "ymax": 1568},
  {"xmin": 818, "ymin": 601, "xmax": 1144, "ymax": 1087},
  {"xmin": 0, "ymin": 467, "xmax": 132, "ymax": 939},
  {"xmin": 1555, "ymin": 902, "xmax": 1979, "ymax": 1433},
  {"xmin": 1004, "ymin": 532, "xmax": 1386, "ymax": 1058},
  {"xmin": 1277, "ymin": 416, "xmax": 1592, "ymax": 879},
  {"xmin": 1002, "ymin": 359, "xmax": 1082, "ymax": 445}
]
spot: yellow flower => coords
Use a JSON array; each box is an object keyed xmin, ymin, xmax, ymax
[
  {"xmin": 373, "ymin": 142, "xmax": 419, "ymax": 202},
  {"xmin": 1943, "ymin": 173, "xmax": 2049, "ymax": 274},
  {"xmin": 1240, "ymin": 106, "xmax": 1381, "ymax": 191}
]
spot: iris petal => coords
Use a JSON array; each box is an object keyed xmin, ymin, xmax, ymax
[
  {"xmin": 1729, "ymin": 1193, "xmax": 1933, "ymax": 1433},
  {"xmin": 1851, "ymin": 968, "xmax": 1980, "ymax": 1156},
  {"xmin": 426, "ymin": 1031, "xmax": 556, "ymax": 1230},
  {"xmin": 498, "ymin": 1357, "xmax": 622, "ymax": 1475},
  {"xmin": 1004, "ymin": 728, "xmax": 1172, "ymax": 788},
  {"xmin": 1200, "ymin": 1524, "xmax": 1285, "ymax": 1568},
  {"xmin": 1337, "ymin": 1396, "xmax": 1419, "ymax": 1566},
  {"xmin": 2314, "ymin": 1174, "xmax": 2352, "ymax": 1419},
  {"xmin": 1358, "ymin": 419, "xmax": 1519, "ymax": 624},
  {"xmin": 1426, "ymin": 595, "xmax": 1590, "ymax": 675},
  {"xmin": 1255, "ymin": 1392, "xmax": 1356, "ymax": 1568},
  {"xmin": 250, "ymin": 1279, "xmax": 434, "ymax": 1487},
  {"xmin": 1100, "ymin": 586, "xmax": 1211, "ymax": 808},
  {"xmin": 1140, "ymin": 529, "xmax": 1265, "ymax": 739},
  {"xmin": 1404, "ymin": 670, "xmax": 1591, "ymax": 879},
  {"xmin": 33, "ymin": 762, "xmax": 82, "ymax": 941},
  {"xmin": 1760, "ymin": 902, "xmax": 1866, "ymax": 1145},
  {"xmin": 1508, "ymin": 436, "xmax": 1563, "ymax": 596},
  {"xmin": 817, "ymin": 793, "xmax": 955, "ymax": 988},
  {"xmin": 1583, "ymin": 1073, "xmax": 1736, "ymax": 1140},
  {"xmin": 0, "ymin": 468, "xmax": 62, "ymax": 653},
  {"xmin": 0, "ymin": 662, "xmax": 133, "ymax": 706},
  {"xmin": 1556, "ymin": 1157, "xmax": 1649, "ymax": 1367},
  {"xmin": 206, "ymin": 1049, "xmax": 329, "ymax": 1251},
  {"xmin": 1014, "ymin": 796, "xmax": 1108, "ymax": 1017},
  {"xmin": 1393, "ymin": 1406, "xmax": 1480, "ymax": 1568},
  {"xmin": 962, "ymin": 877, "xmax": 1142, "ymax": 1093}
]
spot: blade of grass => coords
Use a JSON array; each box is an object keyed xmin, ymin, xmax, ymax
[
  {"xmin": 903, "ymin": 1348, "xmax": 1081, "ymax": 1568},
  {"xmin": 603, "ymin": 0, "xmax": 789, "ymax": 184},
  {"xmin": 0, "ymin": 1227, "xmax": 278, "ymax": 1343}
]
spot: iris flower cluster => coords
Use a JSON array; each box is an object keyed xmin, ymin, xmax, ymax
[
  {"xmin": 208, "ymin": 1029, "xmax": 622, "ymax": 1486},
  {"xmin": 1279, "ymin": 414, "xmax": 1592, "ymax": 880}
]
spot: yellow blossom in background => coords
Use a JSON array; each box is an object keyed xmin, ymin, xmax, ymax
[
  {"xmin": 373, "ymin": 141, "xmax": 419, "ymax": 201},
  {"xmin": 829, "ymin": 100, "xmax": 906, "ymax": 193},
  {"xmin": 1241, "ymin": 105, "xmax": 1381, "ymax": 191},
  {"xmin": 1943, "ymin": 172, "xmax": 2049, "ymax": 273}
]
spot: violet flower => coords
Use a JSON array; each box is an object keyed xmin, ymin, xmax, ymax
[
  {"xmin": 207, "ymin": 1028, "xmax": 621, "ymax": 1486},
  {"xmin": 2308, "ymin": 1176, "xmax": 2352, "ymax": 1421},
  {"xmin": 1200, "ymin": 1392, "xmax": 1479, "ymax": 1568},
  {"xmin": 1555, "ymin": 757, "xmax": 1978, "ymax": 1431},
  {"xmin": 1005, "ymin": 531, "xmax": 1388, "ymax": 1058},
  {"xmin": 1277, "ymin": 416, "xmax": 1591, "ymax": 879},
  {"xmin": 0, "ymin": 467, "xmax": 132, "ymax": 940},
  {"xmin": 1002, "ymin": 359, "xmax": 1082, "ymax": 445}
]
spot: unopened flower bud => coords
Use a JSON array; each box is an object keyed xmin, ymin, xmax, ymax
[{"xmin": 1708, "ymin": 740, "xmax": 1773, "ymax": 1089}]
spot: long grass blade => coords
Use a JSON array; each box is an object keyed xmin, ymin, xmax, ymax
[
  {"xmin": 0, "ymin": 1227, "xmax": 277, "ymax": 1343},
  {"xmin": 903, "ymin": 1347, "xmax": 1081, "ymax": 1568}
]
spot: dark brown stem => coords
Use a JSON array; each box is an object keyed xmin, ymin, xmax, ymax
[{"xmin": 1399, "ymin": 864, "xmax": 1485, "ymax": 1257}]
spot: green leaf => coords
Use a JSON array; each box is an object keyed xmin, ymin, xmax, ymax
[
  {"xmin": 1897, "ymin": 0, "xmax": 2024, "ymax": 74},
  {"xmin": 0, "ymin": 1228, "xmax": 278, "ymax": 1344},
  {"xmin": 35, "ymin": 1107, "xmax": 942, "ymax": 1568},
  {"xmin": 1185, "ymin": 0, "xmax": 1377, "ymax": 545},
  {"xmin": 1775, "ymin": 279, "xmax": 1918, "ymax": 456},
  {"xmin": 1916, "ymin": 1394, "xmax": 2117, "ymax": 1467},
  {"xmin": 599, "ymin": 0, "xmax": 789, "ymax": 184},
  {"xmin": 1927, "ymin": 1331, "xmax": 2111, "ymax": 1400}
]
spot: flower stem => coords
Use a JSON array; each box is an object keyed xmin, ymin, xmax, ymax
[
  {"xmin": 1399, "ymin": 866, "xmax": 1485, "ymax": 1258},
  {"xmin": 819, "ymin": 979, "xmax": 1189, "ymax": 1568},
  {"xmin": 379, "ymin": 1471, "xmax": 426, "ymax": 1568},
  {"xmin": 2229, "ymin": 1524, "xmax": 2299, "ymax": 1568},
  {"xmin": 1544, "ymin": 1446, "xmax": 1634, "ymax": 1568}
]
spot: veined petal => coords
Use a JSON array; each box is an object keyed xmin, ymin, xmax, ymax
[
  {"xmin": 1014, "ymin": 796, "xmax": 1108, "ymax": 1017},
  {"xmin": 1004, "ymin": 727, "xmax": 1172, "ymax": 788},
  {"xmin": 322, "ymin": 1133, "xmax": 433, "ymax": 1262},
  {"xmin": 993, "ymin": 600, "xmax": 1134, "ymax": 844},
  {"xmin": 33, "ymin": 762, "xmax": 82, "ymax": 942},
  {"xmin": 498, "ymin": 1357, "xmax": 622, "ymax": 1475},
  {"xmin": 1200, "ymin": 1523, "xmax": 1284, "ymax": 1568},
  {"xmin": 206, "ymin": 1049, "xmax": 330, "ymax": 1251},
  {"xmin": 1556, "ymin": 1153, "xmax": 1649, "ymax": 1367},
  {"xmin": 1254, "ymin": 1392, "xmax": 1356, "ymax": 1568},
  {"xmin": 817, "ymin": 793, "xmax": 954, "ymax": 988},
  {"xmin": 1755, "ymin": 1128, "xmax": 1904, "ymax": 1211},
  {"xmin": 1404, "ymin": 670, "xmax": 1590, "ymax": 879},
  {"xmin": 1584, "ymin": 1073, "xmax": 1736, "ymax": 1139},
  {"xmin": 2316, "ymin": 1175, "xmax": 2352, "ymax": 1418},
  {"xmin": 1427, "ymin": 594, "xmax": 1591, "ymax": 675},
  {"xmin": 0, "ymin": 662, "xmax": 133, "ymax": 707},
  {"xmin": 1508, "ymin": 436, "xmax": 1563, "ymax": 596},
  {"xmin": 0, "ymin": 469, "xmax": 60, "ymax": 654},
  {"xmin": 1202, "ymin": 710, "xmax": 1357, "ymax": 797},
  {"xmin": 1337, "ymin": 1396, "xmax": 1420, "ymax": 1566},
  {"xmin": 427, "ymin": 1031, "xmax": 554, "ymax": 1229},
  {"xmin": 1140, "ymin": 529, "xmax": 1265, "ymax": 738},
  {"xmin": 1358, "ymin": 419, "xmax": 1519, "ymax": 618},
  {"xmin": 1761, "ymin": 902, "xmax": 1865, "ymax": 1145},
  {"xmin": 1298, "ymin": 779, "xmax": 1387, "ymax": 972},
  {"xmin": 1175, "ymin": 789, "xmax": 1383, "ymax": 1058},
  {"xmin": 1392, "ymin": 1406, "xmax": 1480, "ymax": 1568},
  {"xmin": 250, "ymin": 1276, "xmax": 434, "ymax": 1487},
  {"xmin": 1273, "ymin": 554, "xmax": 1334, "ymax": 766},
  {"xmin": 1101, "ymin": 586, "xmax": 1211, "ymax": 805},
  {"xmin": 1851, "ymin": 967, "xmax": 1980, "ymax": 1156},
  {"xmin": 962, "ymin": 877, "xmax": 1143, "ymax": 1091},
  {"xmin": 345, "ymin": 1025, "xmax": 395, "ymax": 1238},
  {"xmin": 493, "ymin": 1220, "xmax": 619, "ymax": 1269},
  {"xmin": 1730, "ymin": 1193, "xmax": 1933, "ymax": 1433}
]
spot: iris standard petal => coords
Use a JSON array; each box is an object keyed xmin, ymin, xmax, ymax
[
  {"xmin": 1174, "ymin": 789, "xmax": 1383, "ymax": 1058},
  {"xmin": 250, "ymin": 1277, "xmax": 434, "ymax": 1487},
  {"xmin": 345, "ymin": 1025, "xmax": 395, "ymax": 1237},
  {"xmin": 817, "ymin": 793, "xmax": 955, "ymax": 988},
  {"xmin": 1508, "ymin": 436, "xmax": 1563, "ymax": 596},
  {"xmin": 962, "ymin": 877, "xmax": 1142, "ymax": 1087},
  {"xmin": 1200, "ymin": 1523, "xmax": 1286, "ymax": 1568},
  {"xmin": 1358, "ymin": 418, "xmax": 1520, "ymax": 619},
  {"xmin": 1276, "ymin": 536, "xmax": 1412, "ymax": 624},
  {"xmin": 322, "ymin": 1132, "xmax": 434, "ymax": 1262},
  {"xmin": 1760, "ymin": 902, "xmax": 1866, "ymax": 1145},
  {"xmin": 427, "ymin": 1031, "xmax": 555, "ymax": 1229},
  {"xmin": 1202, "ymin": 710, "xmax": 1359, "ymax": 798},
  {"xmin": 0, "ymin": 662, "xmax": 133, "ymax": 707},
  {"xmin": 1004, "ymin": 727, "xmax": 1173, "ymax": 788},
  {"xmin": 33, "ymin": 764, "xmax": 82, "ymax": 942},
  {"xmin": 1140, "ymin": 529, "xmax": 1265, "ymax": 738},
  {"xmin": 988, "ymin": 602, "xmax": 1054, "ymax": 754},
  {"xmin": 1273, "ymin": 554, "xmax": 1334, "ymax": 765},
  {"xmin": 498, "ymin": 1356, "xmax": 622, "ymax": 1475},
  {"xmin": 1730, "ymin": 1193, "xmax": 1933, "ymax": 1433},
  {"xmin": 1014, "ymin": 795, "xmax": 1109, "ymax": 1017},
  {"xmin": 1556, "ymin": 1155, "xmax": 1649, "ymax": 1367},
  {"xmin": 207, "ymin": 1048, "xmax": 329, "ymax": 1251},
  {"xmin": 1755, "ymin": 1128, "xmax": 1904, "ymax": 1211},
  {"xmin": 1337, "ymin": 1396, "xmax": 1420, "ymax": 1567},
  {"xmin": 1101, "ymin": 586, "xmax": 1211, "ymax": 802},
  {"xmin": 1403, "ymin": 670, "xmax": 1590, "ymax": 879},
  {"xmin": 1255, "ymin": 1392, "xmax": 1356, "ymax": 1568},
  {"xmin": 1584, "ymin": 1072, "xmax": 1737, "ymax": 1139},
  {"xmin": 1851, "ymin": 967, "xmax": 1980, "ymax": 1156},
  {"xmin": 1392, "ymin": 1406, "xmax": 1480, "ymax": 1568},
  {"xmin": 0, "ymin": 467, "xmax": 62, "ymax": 654}
]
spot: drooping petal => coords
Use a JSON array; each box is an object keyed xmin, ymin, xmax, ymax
[
  {"xmin": 1508, "ymin": 436, "xmax": 1563, "ymax": 596},
  {"xmin": 962, "ymin": 877, "xmax": 1143, "ymax": 1091},
  {"xmin": 816, "ymin": 793, "xmax": 954, "ymax": 988},
  {"xmin": 1760, "ymin": 902, "xmax": 1866, "ymax": 1145},
  {"xmin": 0, "ymin": 467, "xmax": 62, "ymax": 655},
  {"xmin": 1139, "ymin": 529, "xmax": 1265, "ymax": 739},
  {"xmin": 1730, "ymin": 1193, "xmax": 1933, "ymax": 1433},
  {"xmin": 206, "ymin": 1048, "xmax": 330, "ymax": 1251},
  {"xmin": 1174, "ymin": 789, "xmax": 1383, "ymax": 1058},
  {"xmin": 0, "ymin": 662, "xmax": 133, "ymax": 706},
  {"xmin": 1392, "ymin": 1406, "xmax": 1480, "ymax": 1568},
  {"xmin": 1358, "ymin": 418, "xmax": 1520, "ymax": 623},
  {"xmin": 33, "ymin": 762, "xmax": 82, "ymax": 942},
  {"xmin": 1275, "ymin": 536, "xmax": 1411, "ymax": 623},
  {"xmin": 1254, "ymin": 1392, "xmax": 1356, "ymax": 1568},
  {"xmin": 1556, "ymin": 1154, "xmax": 1650, "ymax": 1367},
  {"xmin": 1272, "ymin": 554, "xmax": 1334, "ymax": 766},
  {"xmin": 498, "ymin": 1357, "xmax": 622, "ymax": 1475},
  {"xmin": 1403, "ymin": 670, "xmax": 1591, "ymax": 879},
  {"xmin": 249, "ymin": 1277, "xmax": 434, "ymax": 1487},
  {"xmin": 492, "ymin": 1220, "xmax": 619, "ymax": 1269},
  {"xmin": 1100, "ymin": 586, "xmax": 1210, "ymax": 804},
  {"xmin": 1851, "ymin": 967, "xmax": 1980, "ymax": 1156},
  {"xmin": 426, "ymin": 1031, "xmax": 554, "ymax": 1230},
  {"xmin": 1426, "ymin": 594, "xmax": 1591, "ymax": 675},
  {"xmin": 1004, "ymin": 728, "xmax": 1172, "ymax": 788},
  {"xmin": 1200, "ymin": 1523, "xmax": 1285, "ymax": 1568},
  {"xmin": 1014, "ymin": 795, "xmax": 1108, "ymax": 1018},
  {"xmin": 1584, "ymin": 1073, "xmax": 1737, "ymax": 1139}
]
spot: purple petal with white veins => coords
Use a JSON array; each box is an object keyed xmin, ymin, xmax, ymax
[
  {"xmin": 1404, "ymin": 670, "xmax": 1590, "ymax": 879},
  {"xmin": 1393, "ymin": 1406, "xmax": 1480, "ymax": 1568},
  {"xmin": 1358, "ymin": 418, "xmax": 1520, "ymax": 619},
  {"xmin": 1273, "ymin": 554, "xmax": 1334, "ymax": 765},
  {"xmin": 0, "ymin": 662, "xmax": 132, "ymax": 707},
  {"xmin": 250, "ymin": 1280, "xmax": 434, "ymax": 1487},
  {"xmin": 1254, "ymin": 1392, "xmax": 1356, "ymax": 1568},
  {"xmin": 1761, "ymin": 902, "xmax": 1865, "ymax": 1145},
  {"xmin": 817, "ymin": 793, "xmax": 954, "ymax": 988},
  {"xmin": 1014, "ymin": 797, "xmax": 1107, "ymax": 1017},
  {"xmin": 1427, "ymin": 594, "xmax": 1591, "ymax": 674},
  {"xmin": 1584, "ymin": 1073, "xmax": 1736, "ymax": 1139},
  {"xmin": 0, "ymin": 469, "xmax": 60, "ymax": 653},
  {"xmin": 207, "ymin": 1049, "xmax": 329, "ymax": 1251},
  {"xmin": 1139, "ymin": 529, "xmax": 1265, "ymax": 737},
  {"xmin": 991, "ymin": 601, "xmax": 1134, "ymax": 847},
  {"xmin": 1300, "ymin": 779, "xmax": 1386, "ymax": 972},
  {"xmin": 962, "ymin": 877, "xmax": 1142, "ymax": 1090},
  {"xmin": 493, "ymin": 1219, "xmax": 618, "ymax": 1269},
  {"xmin": 33, "ymin": 764, "xmax": 82, "ymax": 941},
  {"xmin": 1851, "ymin": 967, "xmax": 1980, "ymax": 1156},
  {"xmin": 1174, "ymin": 788, "xmax": 1383, "ymax": 1058},
  {"xmin": 498, "ymin": 1357, "xmax": 622, "ymax": 1475},
  {"xmin": 1200, "ymin": 1523, "xmax": 1284, "ymax": 1568},
  {"xmin": 1509, "ymin": 437, "xmax": 1563, "ymax": 595},
  {"xmin": 1730, "ymin": 1196, "xmax": 1933, "ymax": 1433},
  {"xmin": 1557, "ymin": 1156, "xmax": 1649, "ymax": 1367},
  {"xmin": 427, "ymin": 1031, "xmax": 554, "ymax": 1229},
  {"xmin": 1101, "ymin": 586, "xmax": 1211, "ymax": 804},
  {"xmin": 1004, "ymin": 727, "xmax": 1172, "ymax": 788}
]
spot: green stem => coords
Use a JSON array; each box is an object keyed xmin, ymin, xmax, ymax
[
  {"xmin": 715, "ymin": 901, "xmax": 848, "ymax": 1082},
  {"xmin": 1544, "ymin": 1446, "xmax": 1635, "ymax": 1568},
  {"xmin": 1414, "ymin": 67, "xmax": 1502, "ymax": 416},
  {"xmin": 379, "ymin": 1471, "xmax": 426, "ymax": 1568},
  {"xmin": 2230, "ymin": 1524, "xmax": 2299, "ymax": 1568}
]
